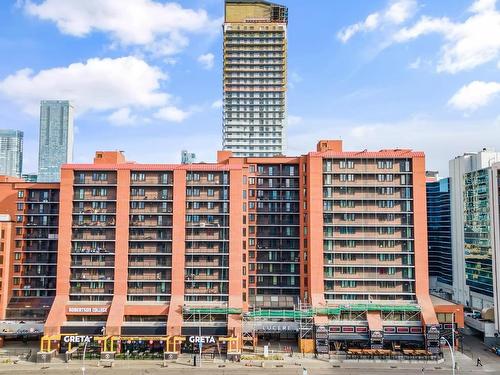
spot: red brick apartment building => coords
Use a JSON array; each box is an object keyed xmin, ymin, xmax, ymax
[{"xmin": 0, "ymin": 140, "xmax": 447, "ymax": 353}]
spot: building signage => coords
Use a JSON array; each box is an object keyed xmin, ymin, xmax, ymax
[
  {"xmin": 252, "ymin": 322, "xmax": 300, "ymax": 333},
  {"xmin": 62, "ymin": 335, "xmax": 93, "ymax": 344},
  {"xmin": 67, "ymin": 307, "xmax": 108, "ymax": 314},
  {"xmin": 188, "ymin": 336, "xmax": 216, "ymax": 344}
]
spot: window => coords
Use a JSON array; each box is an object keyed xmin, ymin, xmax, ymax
[
  {"xmin": 340, "ymin": 160, "xmax": 354, "ymax": 169},
  {"xmin": 17, "ymin": 191, "xmax": 24, "ymax": 198},
  {"xmin": 92, "ymin": 188, "xmax": 108, "ymax": 197},
  {"xmin": 131, "ymin": 172, "xmax": 146, "ymax": 181},
  {"xmin": 92, "ymin": 172, "xmax": 108, "ymax": 181}
]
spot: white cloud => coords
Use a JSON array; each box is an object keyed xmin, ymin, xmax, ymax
[
  {"xmin": 198, "ymin": 53, "xmax": 215, "ymax": 70},
  {"xmin": 0, "ymin": 56, "xmax": 169, "ymax": 116},
  {"xmin": 154, "ymin": 106, "xmax": 190, "ymax": 122},
  {"xmin": 211, "ymin": 99, "xmax": 223, "ymax": 109},
  {"xmin": 394, "ymin": 0, "xmax": 500, "ymax": 73},
  {"xmin": 24, "ymin": 0, "xmax": 220, "ymax": 56},
  {"xmin": 108, "ymin": 107, "xmax": 137, "ymax": 126},
  {"xmin": 288, "ymin": 115, "xmax": 303, "ymax": 126},
  {"xmin": 448, "ymin": 80, "xmax": 500, "ymax": 111},
  {"xmin": 338, "ymin": 0, "xmax": 417, "ymax": 43}
]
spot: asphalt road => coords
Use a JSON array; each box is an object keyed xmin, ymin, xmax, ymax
[
  {"xmin": 461, "ymin": 331, "xmax": 500, "ymax": 364},
  {"xmin": 0, "ymin": 369, "xmax": 473, "ymax": 375}
]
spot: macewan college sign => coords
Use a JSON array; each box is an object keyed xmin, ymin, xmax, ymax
[{"xmin": 67, "ymin": 307, "xmax": 108, "ymax": 313}]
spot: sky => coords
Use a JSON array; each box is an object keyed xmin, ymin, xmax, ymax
[{"xmin": 0, "ymin": 0, "xmax": 499, "ymax": 176}]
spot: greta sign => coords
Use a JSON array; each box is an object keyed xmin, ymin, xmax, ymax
[
  {"xmin": 188, "ymin": 336, "xmax": 216, "ymax": 344},
  {"xmin": 62, "ymin": 335, "xmax": 93, "ymax": 344}
]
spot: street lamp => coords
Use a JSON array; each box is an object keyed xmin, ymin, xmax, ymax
[
  {"xmin": 81, "ymin": 340, "xmax": 89, "ymax": 375},
  {"xmin": 440, "ymin": 336, "xmax": 455, "ymax": 375}
]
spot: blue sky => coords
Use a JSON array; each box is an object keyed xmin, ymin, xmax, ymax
[{"xmin": 0, "ymin": 0, "xmax": 499, "ymax": 175}]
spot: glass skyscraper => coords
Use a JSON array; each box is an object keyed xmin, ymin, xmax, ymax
[
  {"xmin": 222, "ymin": 0, "xmax": 288, "ymax": 157},
  {"xmin": 0, "ymin": 129, "xmax": 23, "ymax": 178},
  {"xmin": 38, "ymin": 100, "xmax": 74, "ymax": 182},
  {"xmin": 463, "ymin": 169, "xmax": 493, "ymax": 298},
  {"xmin": 426, "ymin": 177, "xmax": 452, "ymax": 296}
]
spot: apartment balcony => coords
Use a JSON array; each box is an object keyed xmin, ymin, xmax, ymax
[
  {"xmin": 324, "ymin": 245, "xmax": 408, "ymax": 253},
  {"xmin": 22, "ymin": 255, "xmax": 57, "ymax": 264},
  {"xmin": 71, "ymin": 246, "xmax": 114, "ymax": 254},
  {"xmin": 324, "ymin": 179, "xmax": 412, "ymax": 187},
  {"xmin": 130, "ymin": 194, "xmax": 174, "ymax": 201},
  {"xmin": 186, "ymin": 233, "xmax": 228, "ymax": 241},
  {"xmin": 16, "ymin": 281, "xmax": 56, "ymax": 290},
  {"xmin": 128, "ymin": 272, "xmax": 170, "ymax": 281},
  {"xmin": 128, "ymin": 259, "xmax": 172, "ymax": 268},
  {"xmin": 326, "ymin": 191, "xmax": 411, "ymax": 200},
  {"xmin": 129, "ymin": 206, "xmax": 173, "ymax": 214},
  {"xmin": 254, "ymin": 182, "xmax": 300, "ymax": 189},
  {"xmin": 324, "ymin": 271, "xmax": 412, "ymax": 280},
  {"xmin": 325, "ymin": 285, "xmax": 406, "ymax": 293},
  {"xmin": 23, "ymin": 218, "xmax": 59, "ymax": 227},
  {"xmin": 25, "ymin": 192, "xmax": 59, "ymax": 203},
  {"xmin": 74, "ymin": 193, "xmax": 117, "ymax": 201},
  {"xmin": 186, "ymin": 220, "xmax": 228, "ymax": 229},
  {"xmin": 25, "ymin": 208, "xmax": 59, "ymax": 216},
  {"xmin": 185, "ymin": 258, "xmax": 223, "ymax": 267},
  {"xmin": 22, "ymin": 229, "xmax": 58, "ymax": 240},
  {"xmin": 324, "ymin": 257, "xmax": 412, "ymax": 267},
  {"xmin": 186, "ymin": 176, "xmax": 227, "ymax": 186},
  {"xmin": 129, "ymin": 245, "xmax": 171, "ymax": 254},
  {"xmin": 185, "ymin": 247, "xmax": 227, "ymax": 255},
  {"xmin": 324, "ymin": 204, "xmax": 412, "ymax": 213},
  {"xmin": 256, "ymin": 218, "xmax": 299, "ymax": 226},
  {"xmin": 130, "ymin": 218, "xmax": 173, "ymax": 228},
  {"xmin": 255, "ymin": 254, "xmax": 299, "ymax": 263},
  {"xmin": 186, "ymin": 192, "xmax": 227, "ymax": 201},
  {"xmin": 324, "ymin": 232, "xmax": 412, "ymax": 240},
  {"xmin": 128, "ymin": 286, "xmax": 170, "ymax": 295},
  {"xmin": 70, "ymin": 287, "xmax": 113, "ymax": 295},
  {"xmin": 71, "ymin": 273, "xmax": 114, "ymax": 281},
  {"xmin": 324, "ymin": 217, "xmax": 413, "ymax": 226},
  {"xmin": 129, "ymin": 232, "xmax": 172, "ymax": 241},
  {"xmin": 185, "ymin": 273, "xmax": 226, "ymax": 281},
  {"xmin": 73, "ymin": 208, "xmax": 116, "ymax": 215},
  {"xmin": 72, "ymin": 220, "xmax": 116, "ymax": 228},
  {"xmin": 185, "ymin": 207, "xmax": 228, "ymax": 214},
  {"xmin": 72, "ymin": 259, "xmax": 115, "ymax": 267},
  {"xmin": 184, "ymin": 287, "xmax": 227, "ymax": 295},
  {"xmin": 25, "ymin": 244, "xmax": 58, "ymax": 252},
  {"xmin": 130, "ymin": 175, "xmax": 173, "ymax": 186},
  {"xmin": 255, "ymin": 206, "xmax": 300, "ymax": 214},
  {"xmin": 72, "ymin": 232, "xmax": 115, "ymax": 241},
  {"xmin": 20, "ymin": 266, "xmax": 56, "ymax": 276},
  {"xmin": 74, "ymin": 176, "xmax": 118, "ymax": 185},
  {"xmin": 224, "ymin": 64, "xmax": 284, "ymax": 70}
]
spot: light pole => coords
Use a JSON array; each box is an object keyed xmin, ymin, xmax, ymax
[
  {"xmin": 440, "ymin": 336, "xmax": 455, "ymax": 375},
  {"xmin": 198, "ymin": 311, "xmax": 202, "ymax": 367},
  {"xmin": 81, "ymin": 340, "xmax": 88, "ymax": 375}
]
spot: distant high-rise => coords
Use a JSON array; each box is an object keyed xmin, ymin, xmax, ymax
[
  {"xmin": 449, "ymin": 148, "xmax": 500, "ymax": 342},
  {"xmin": 38, "ymin": 100, "xmax": 74, "ymax": 182},
  {"xmin": 0, "ymin": 129, "xmax": 23, "ymax": 178},
  {"xmin": 222, "ymin": 0, "xmax": 288, "ymax": 157},
  {"xmin": 426, "ymin": 174, "xmax": 452, "ymax": 300},
  {"xmin": 181, "ymin": 150, "xmax": 197, "ymax": 164}
]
